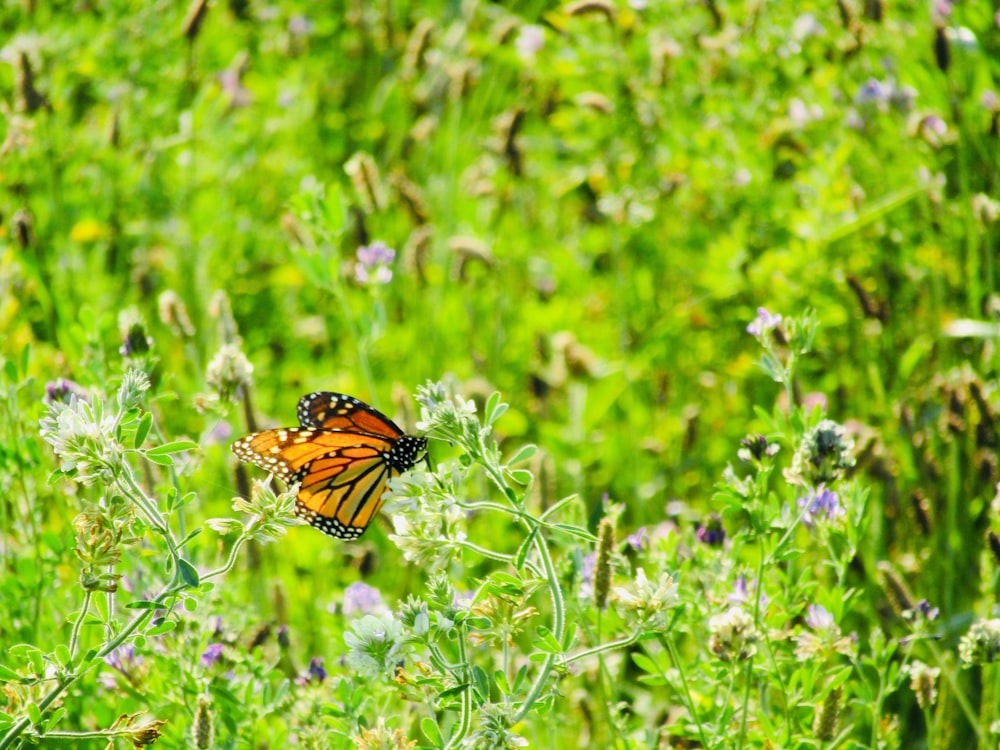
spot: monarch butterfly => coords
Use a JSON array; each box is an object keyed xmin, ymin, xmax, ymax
[{"xmin": 232, "ymin": 392, "xmax": 428, "ymax": 540}]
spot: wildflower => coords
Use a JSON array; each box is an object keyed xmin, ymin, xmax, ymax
[
  {"xmin": 738, "ymin": 434, "xmax": 779, "ymax": 463},
  {"xmin": 354, "ymin": 718, "xmax": 417, "ymax": 750},
  {"xmin": 746, "ymin": 307, "xmax": 782, "ymax": 337},
  {"xmin": 206, "ymin": 343, "xmax": 253, "ymax": 402},
  {"xmin": 192, "ymin": 695, "xmax": 214, "ymax": 749},
  {"xmin": 386, "ymin": 471, "xmax": 466, "ymax": 572},
  {"xmin": 708, "ymin": 606, "xmax": 758, "ymax": 662},
  {"xmin": 344, "ymin": 613, "xmax": 406, "ymax": 680},
  {"xmin": 959, "ymin": 618, "xmax": 1000, "ymax": 665},
  {"xmin": 397, "ymin": 595, "xmax": 431, "ymax": 636},
  {"xmin": 104, "ymin": 644, "xmax": 143, "ymax": 682},
  {"xmin": 158, "ymin": 290, "xmax": 195, "ymax": 337},
  {"xmin": 578, "ymin": 551, "xmax": 596, "ymax": 600},
  {"xmin": 696, "ymin": 514, "xmax": 726, "ymax": 546},
  {"xmin": 414, "ymin": 383, "xmax": 480, "ymax": 445},
  {"xmin": 39, "ymin": 394, "xmax": 122, "ymax": 485},
  {"xmin": 855, "ymin": 78, "xmax": 889, "ymax": 110},
  {"xmin": 794, "ymin": 604, "xmax": 855, "ymax": 659},
  {"xmin": 790, "ymin": 420, "xmax": 856, "ymax": 484},
  {"xmin": 354, "ymin": 241, "xmax": 395, "ymax": 285},
  {"xmin": 459, "ymin": 703, "xmax": 528, "ymax": 750},
  {"xmin": 917, "ymin": 115, "xmax": 949, "ymax": 148},
  {"xmin": 613, "ymin": 567, "xmax": 679, "ymax": 628},
  {"xmin": 118, "ymin": 308, "xmax": 153, "ymax": 358},
  {"xmin": 469, "ymin": 596, "xmax": 539, "ymax": 648},
  {"xmin": 120, "ymin": 717, "xmax": 167, "ymax": 748},
  {"xmin": 904, "ymin": 661, "xmax": 940, "ymax": 709},
  {"xmin": 798, "ymin": 485, "xmax": 844, "ymax": 529},
  {"xmin": 44, "ymin": 378, "xmax": 89, "ymax": 404},
  {"xmin": 295, "ymin": 656, "xmax": 327, "ymax": 685},
  {"xmin": 200, "ymin": 643, "xmax": 224, "ymax": 668},
  {"xmin": 515, "ymin": 25, "xmax": 544, "ymax": 61},
  {"xmin": 341, "ymin": 581, "xmax": 386, "ymax": 616},
  {"xmin": 207, "ymin": 477, "xmax": 303, "ymax": 543},
  {"xmin": 625, "ymin": 527, "xmax": 648, "ymax": 551},
  {"xmin": 729, "ymin": 574, "xmax": 768, "ymax": 609}
]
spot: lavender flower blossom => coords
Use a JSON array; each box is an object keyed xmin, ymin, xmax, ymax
[{"xmin": 354, "ymin": 241, "xmax": 395, "ymax": 285}]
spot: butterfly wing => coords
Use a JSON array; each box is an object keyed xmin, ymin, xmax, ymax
[
  {"xmin": 296, "ymin": 391, "xmax": 404, "ymax": 438},
  {"xmin": 232, "ymin": 427, "xmax": 415, "ymax": 539}
]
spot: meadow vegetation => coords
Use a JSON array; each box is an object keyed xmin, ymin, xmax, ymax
[{"xmin": 1, "ymin": 0, "xmax": 999, "ymax": 747}]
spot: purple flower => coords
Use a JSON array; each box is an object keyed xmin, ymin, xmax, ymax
[
  {"xmin": 201, "ymin": 643, "xmax": 225, "ymax": 668},
  {"xmin": 44, "ymin": 378, "xmax": 89, "ymax": 404},
  {"xmin": 804, "ymin": 604, "xmax": 836, "ymax": 632},
  {"xmin": 104, "ymin": 644, "xmax": 142, "ymax": 677},
  {"xmin": 341, "ymin": 582, "xmax": 386, "ymax": 616},
  {"xmin": 729, "ymin": 575, "xmax": 768, "ymax": 608},
  {"xmin": 696, "ymin": 514, "xmax": 726, "ymax": 547},
  {"xmin": 354, "ymin": 241, "xmax": 395, "ymax": 285},
  {"xmin": 746, "ymin": 307, "xmax": 782, "ymax": 336},
  {"xmin": 855, "ymin": 78, "xmax": 889, "ymax": 109},
  {"xmin": 515, "ymin": 25, "xmax": 544, "ymax": 59},
  {"xmin": 798, "ymin": 484, "xmax": 844, "ymax": 528},
  {"xmin": 296, "ymin": 656, "xmax": 328, "ymax": 685},
  {"xmin": 625, "ymin": 527, "xmax": 648, "ymax": 551}
]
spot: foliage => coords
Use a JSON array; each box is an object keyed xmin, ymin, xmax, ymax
[{"xmin": 1, "ymin": 0, "xmax": 999, "ymax": 748}]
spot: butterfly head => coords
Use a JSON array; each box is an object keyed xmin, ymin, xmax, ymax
[{"xmin": 389, "ymin": 435, "xmax": 428, "ymax": 473}]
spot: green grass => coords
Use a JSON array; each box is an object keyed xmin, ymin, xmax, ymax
[{"xmin": 1, "ymin": 0, "xmax": 999, "ymax": 747}]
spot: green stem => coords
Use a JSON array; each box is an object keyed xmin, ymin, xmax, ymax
[
  {"xmin": 443, "ymin": 626, "xmax": 473, "ymax": 750},
  {"xmin": 562, "ymin": 631, "xmax": 641, "ymax": 665},
  {"xmin": 660, "ymin": 634, "xmax": 712, "ymax": 749},
  {"xmin": 0, "ymin": 582, "xmax": 183, "ymax": 750},
  {"xmin": 68, "ymin": 590, "xmax": 93, "ymax": 662}
]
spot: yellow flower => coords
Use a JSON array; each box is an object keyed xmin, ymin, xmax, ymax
[{"xmin": 70, "ymin": 218, "xmax": 105, "ymax": 242}]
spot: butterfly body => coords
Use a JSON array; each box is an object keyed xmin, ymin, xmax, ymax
[{"xmin": 232, "ymin": 392, "xmax": 427, "ymax": 540}]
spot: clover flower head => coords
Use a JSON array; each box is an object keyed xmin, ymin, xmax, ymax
[
  {"xmin": 344, "ymin": 613, "xmax": 406, "ymax": 681},
  {"xmin": 798, "ymin": 484, "xmax": 844, "ymax": 529},
  {"xmin": 208, "ymin": 477, "xmax": 303, "ymax": 542},
  {"xmin": 738, "ymin": 434, "xmax": 780, "ymax": 463},
  {"xmin": 791, "ymin": 420, "xmax": 855, "ymax": 484},
  {"xmin": 708, "ymin": 606, "xmax": 758, "ymax": 662},
  {"xmin": 613, "ymin": 567, "xmax": 679, "ymax": 628},
  {"xmin": 39, "ymin": 394, "xmax": 122, "ymax": 485},
  {"xmin": 959, "ymin": 618, "xmax": 1000, "ymax": 666},
  {"xmin": 355, "ymin": 241, "xmax": 395, "ymax": 285},
  {"xmin": 904, "ymin": 660, "xmax": 940, "ymax": 709},
  {"xmin": 746, "ymin": 307, "xmax": 782, "ymax": 337},
  {"xmin": 341, "ymin": 582, "xmax": 386, "ymax": 616},
  {"xmin": 206, "ymin": 343, "xmax": 254, "ymax": 402},
  {"xmin": 385, "ymin": 470, "xmax": 466, "ymax": 571}
]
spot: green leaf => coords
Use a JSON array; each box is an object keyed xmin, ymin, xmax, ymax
[
  {"xmin": 631, "ymin": 652, "xmax": 661, "ymax": 675},
  {"xmin": 514, "ymin": 527, "xmax": 538, "ymax": 572},
  {"xmin": 471, "ymin": 665, "xmax": 490, "ymax": 702},
  {"xmin": 144, "ymin": 453, "xmax": 175, "ymax": 466},
  {"xmin": 421, "ymin": 717, "xmax": 444, "ymax": 748},
  {"xmin": 146, "ymin": 621, "xmax": 177, "ymax": 637},
  {"xmin": 178, "ymin": 558, "xmax": 200, "ymax": 588},
  {"xmin": 0, "ymin": 664, "xmax": 21, "ymax": 681},
  {"xmin": 3, "ymin": 359, "xmax": 16, "ymax": 383},
  {"xmin": 25, "ymin": 702, "xmax": 41, "ymax": 725},
  {"xmin": 494, "ymin": 669, "xmax": 510, "ymax": 695},
  {"xmin": 54, "ymin": 644, "xmax": 71, "ymax": 668},
  {"xmin": 507, "ymin": 443, "xmax": 536, "ymax": 465},
  {"xmin": 508, "ymin": 469, "xmax": 533, "ymax": 486},
  {"xmin": 124, "ymin": 600, "xmax": 162, "ymax": 610},
  {"xmin": 145, "ymin": 440, "xmax": 197, "ymax": 457},
  {"xmin": 132, "ymin": 411, "xmax": 153, "ymax": 450},
  {"xmin": 43, "ymin": 707, "xmax": 67, "ymax": 733},
  {"xmin": 436, "ymin": 683, "xmax": 469, "ymax": 701}
]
